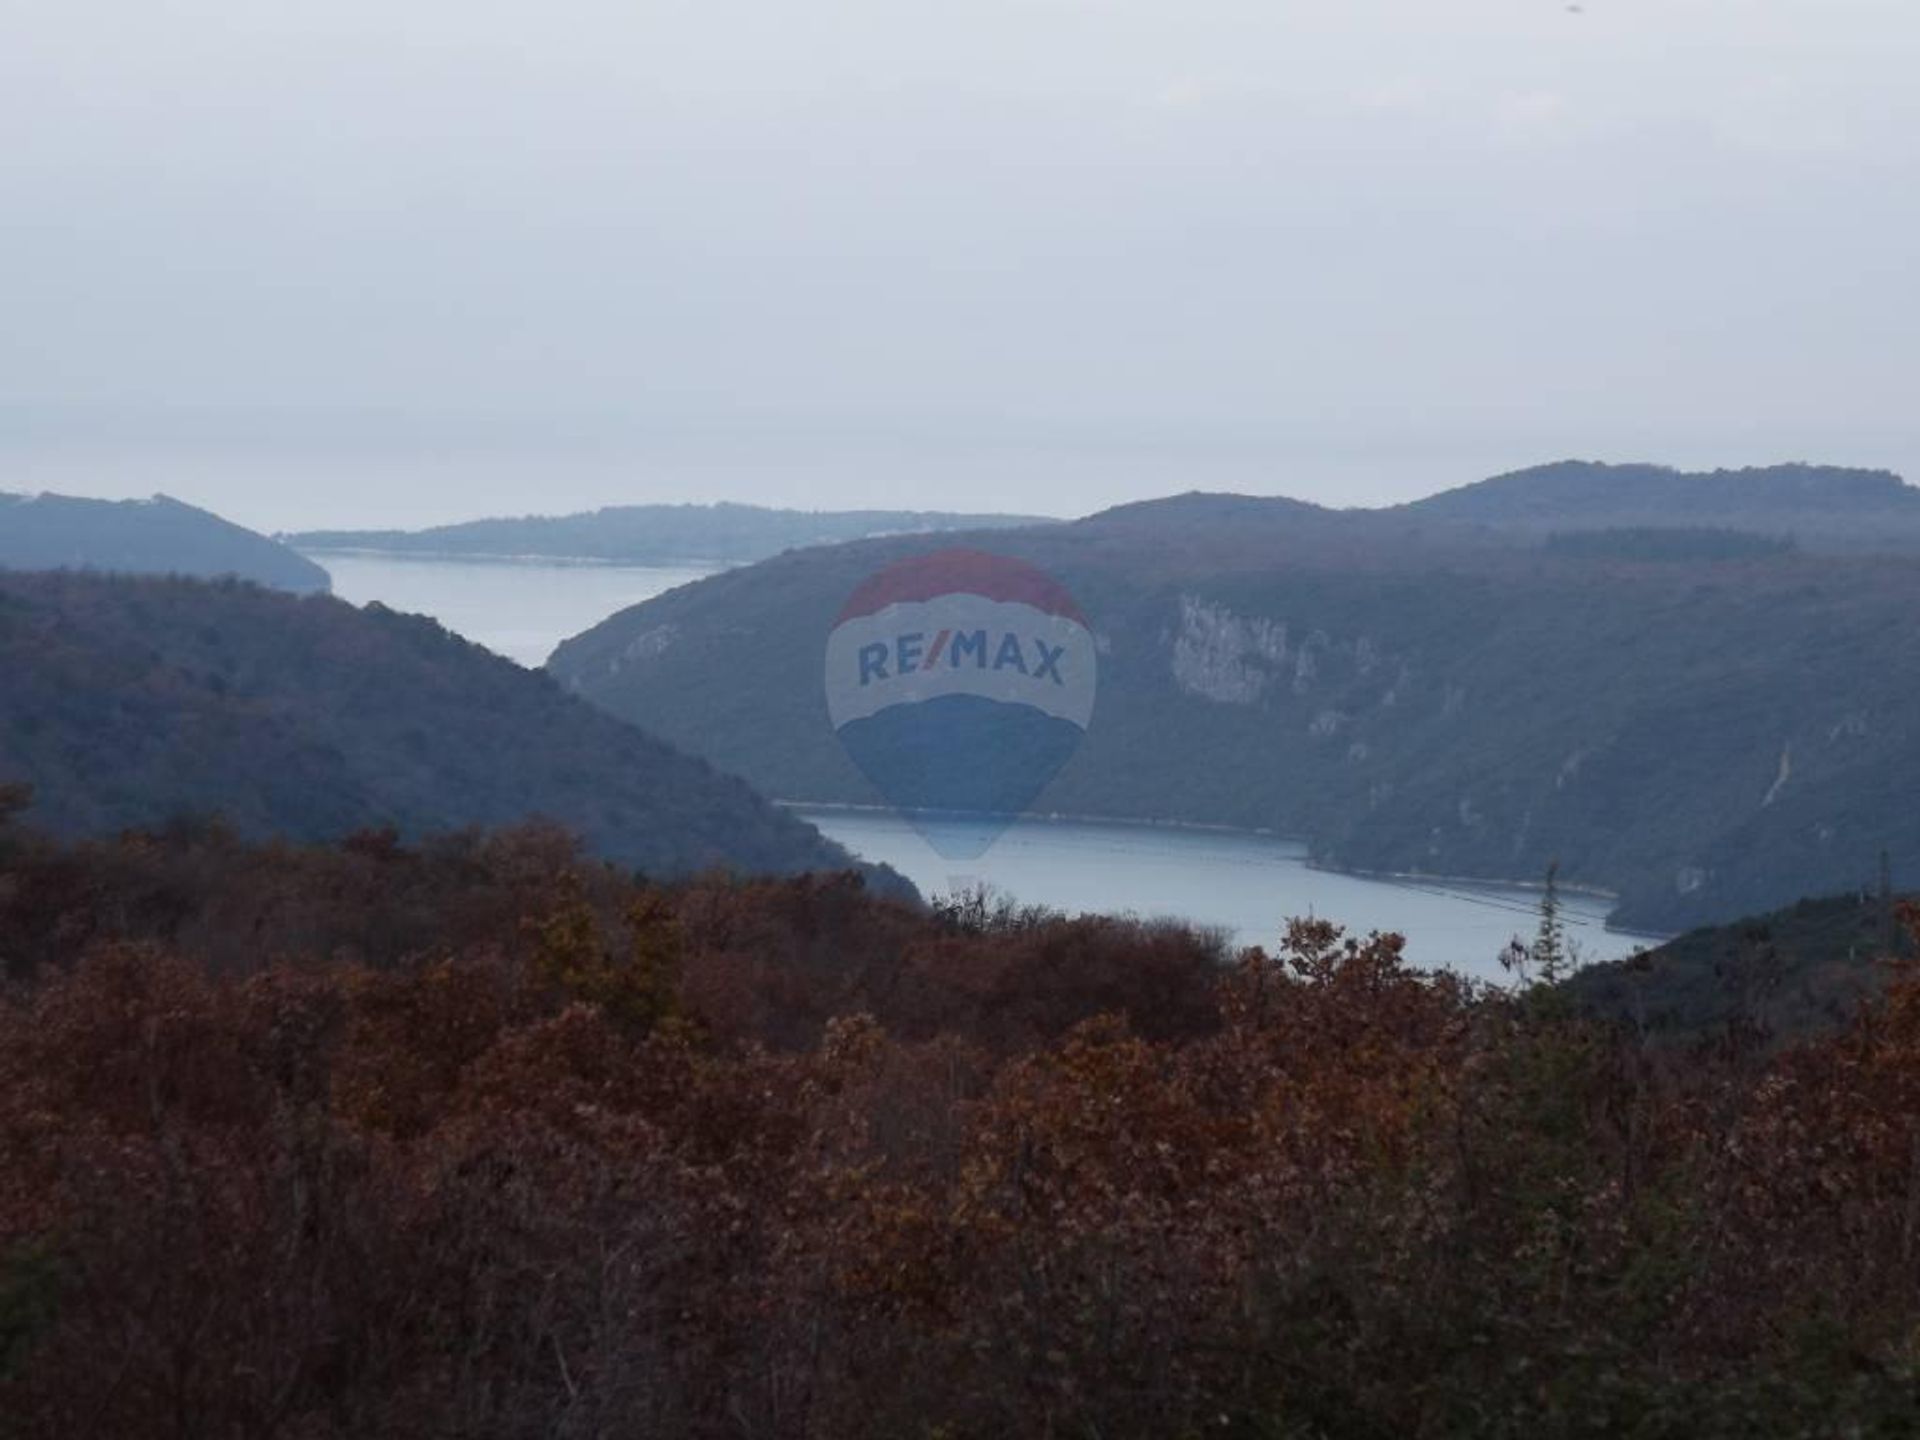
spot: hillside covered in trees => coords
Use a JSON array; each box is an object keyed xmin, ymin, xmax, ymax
[
  {"xmin": 0, "ymin": 572, "xmax": 869, "ymax": 882},
  {"xmin": 1568, "ymin": 885, "xmax": 1916, "ymax": 1039},
  {"xmin": 287, "ymin": 501, "xmax": 1052, "ymax": 566},
  {"xmin": 3, "ymin": 817, "xmax": 1919, "ymax": 1437},
  {"xmin": 1404, "ymin": 460, "xmax": 1920, "ymax": 548},
  {"xmin": 550, "ymin": 462, "xmax": 1920, "ymax": 934},
  {"xmin": 0, "ymin": 491, "xmax": 330, "ymax": 592}
]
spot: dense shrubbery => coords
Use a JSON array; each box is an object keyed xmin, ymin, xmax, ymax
[
  {"xmin": 3, "ymin": 817, "xmax": 1919, "ymax": 1437},
  {"xmin": 1569, "ymin": 888, "xmax": 1914, "ymax": 1039}
]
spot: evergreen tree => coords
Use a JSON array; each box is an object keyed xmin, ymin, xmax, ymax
[{"xmin": 1531, "ymin": 859, "xmax": 1568, "ymax": 985}]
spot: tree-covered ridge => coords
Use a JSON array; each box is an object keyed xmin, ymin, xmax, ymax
[
  {"xmin": 1405, "ymin": 460, "xmax": 1920, "ymax": 546},
  {"xmin": 550, "ymin": 471, "xmax": 1920, "ymax": 934},
  {"xmin": 3, "ymin": 819, "xmax": 1918, "ymax": 1437},
  {"xmin": 287, "ymin": 501, "xmax": 1054, "ymax": 565},
  {"xmin": 1049, "ymin": 461, "xmax": 1920, "ymax": 553},
  {"xmin": 0, "ymin": 491, "xmax": 330, "ymax": 592},
  {"xmin": 0, "ymin": 572, "xmax": 873, "ymax": 884},
  {"xmin": 1543, "ymin": 526, "xmax": 1798, "ymax": 562},
  {"xmin": 1568, "ymin": 886, "xmax": 1916, "ymax": 1038}
]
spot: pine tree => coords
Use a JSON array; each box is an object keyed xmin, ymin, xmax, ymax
[{"xmin": 1531, "ymin": 859, "xmax": 1568, "ymax": 985}]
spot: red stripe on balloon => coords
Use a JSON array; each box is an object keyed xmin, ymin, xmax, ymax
[{"xmin": 835, "ymin": 549, "xmax": 1088, "ymax": 626}]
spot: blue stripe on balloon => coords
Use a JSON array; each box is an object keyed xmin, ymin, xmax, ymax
[{"xmin": 834, "ymin": 694, "xmax": 1087, "ymax": 859}]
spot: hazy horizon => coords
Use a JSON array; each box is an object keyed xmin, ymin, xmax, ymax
[
  {"xmin": 17, "ymin": 445, "xmax": 1915, "ymax": 536},
  {"xmin": 6, "ymin": 0, "xmax": 1917, "ymax": 531}
]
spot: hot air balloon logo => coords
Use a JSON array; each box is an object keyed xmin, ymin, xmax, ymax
[{"xmin": 824, "ymin": 549, "xmax": 1098, "ymax": 859}]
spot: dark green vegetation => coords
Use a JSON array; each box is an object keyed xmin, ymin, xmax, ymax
[
  {"xmin": 287, "ymin": 500, "xmax": 1052, "ymax": 565},
  {"xmin": 550, "ymin": 462, "xmax": 1920, "ymax": 933},
  {"xmin": 1405, "ymin": 459, "xmax": 1920, "ymax": 548},
  {"xmin": 4, "ymin": 816, "xmax": 1919, "ymax": 1438},
  {"xmin": 1543, "ymin": 526, "xmax": 1797, "ymax": 562},
  {"xmin": 1570, "ymin": 886, "xmax": 1916, "ymax": 1039},
  {"xmin": 0, "ymin": 572, "xmax": 872, "ymax": 882},
  {"xmin": 0, "ymin": 491, "xmax": 330, "ymax": 593}
]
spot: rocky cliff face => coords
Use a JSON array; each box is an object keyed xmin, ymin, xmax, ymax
[
  {"xmin": 1170, "ymin": 596, "xmax": 1290, "ymax": 704},
  {"xmin": 1145, "ymin": 577, "xmax": 1909, "ymax": 932}
]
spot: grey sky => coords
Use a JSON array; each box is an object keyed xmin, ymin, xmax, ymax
[{"xmin": 3, "ymin": 0, "xmax": 1915, "ymax": 531}]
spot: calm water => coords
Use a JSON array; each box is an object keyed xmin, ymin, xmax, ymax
[
  {"xmin": 310, "ymin": 552, "xmax": 718, "ymax": 667},
  {"xmin": 300, "ymin": 553, "xmax": 1651, "ymax": 977},
  {"xmin": 798, "ymin": 809, "xmax": 1644, "ymax": 982}
]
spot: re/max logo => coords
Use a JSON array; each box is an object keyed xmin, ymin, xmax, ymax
[{"xmin": 858, "ymin": 629, "xmax": 1069, "ymax": 686}]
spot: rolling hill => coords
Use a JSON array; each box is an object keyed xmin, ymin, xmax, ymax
[
  {"xmin": 1567, "ymin": 887, "xmax": 1915, "ymax": 1039},
  {"xmin": 1402, "ymin": 460, "xmax": 1920, "ymax": 548},
  {"xmin": 0, "ymin": 571, "xmax": 881, "ymax": 884},
  {"xmin": 1, "ymin": 491, "xmax": 330, "ymax": 592},
  {"xmin": 548, "ymin": 463, "xmax": 1920, "ymax": 933}
]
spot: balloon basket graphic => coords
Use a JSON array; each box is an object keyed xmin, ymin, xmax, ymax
[{"xmin": 824, "ymin": 550, "xmax": 1097, "ymax": 862}]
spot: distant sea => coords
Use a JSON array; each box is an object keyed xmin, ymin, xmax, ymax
[
  {"xmin": 305, "ymin": 551, "xmax": 1653, "ymax": 977},
  {"xmin": 311, "ymin": 551, "xmax": 719, "ymax": 667}
]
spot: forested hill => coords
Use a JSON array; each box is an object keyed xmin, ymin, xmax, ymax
[
  {"xmin": 0, "ymin": 572, "xmax": 875, "ymax": 882},
  {"xmin": 287, "ymin": 502, "xmax": 1054, "ymax": 565},
  {"xmin": 0, "ymin": 491, "xmax": 330, "ymax": 592},
  {"xmin": 1568, "ymin": 888, "xmax": 1916, "ymax": 1040},
  {"xmin": 1402, "ymin": 460, "xmax": 1920, "ymax": 547},
  {"xmin": 549, "ymin": 464, "xmax": 1920, "ymax": 933}
]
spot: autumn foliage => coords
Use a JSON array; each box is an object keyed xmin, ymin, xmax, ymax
[{"xmin": 3, "ymin": 819, "xmax": 1919, "ymax": 1437}]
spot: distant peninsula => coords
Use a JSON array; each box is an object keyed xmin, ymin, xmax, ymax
[{"xmin": 286, "ymin": 502, "xmax": 1057, "ymax": 566}]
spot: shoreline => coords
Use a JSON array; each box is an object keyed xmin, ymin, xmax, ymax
[
  {"xmin": 783, "ymin": 798, "xmax": 1295, "ymax": 841},
  {"xmin": 782, "ymin": 799, "xmax": 1673, "ymax": 943},
  {"xmin": 293, "ymin": 547, "xmax": 736, "ymax": 571}
]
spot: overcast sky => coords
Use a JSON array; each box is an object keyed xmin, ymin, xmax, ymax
[{"xmin": 3, "ymin": 0, "xmax": 1915, "ymax": 530}]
